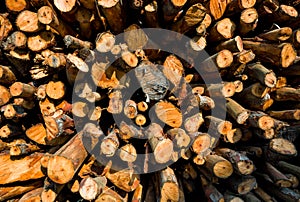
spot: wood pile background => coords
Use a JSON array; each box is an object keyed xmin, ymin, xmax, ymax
[{"xmin": 0, "ymin": 0, "xmax": 300, "ymax": 201}]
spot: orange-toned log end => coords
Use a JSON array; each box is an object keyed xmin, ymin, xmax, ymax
[
  {"xmin": 281, "ymin": 43, "xmax": 297, "ymax": 68},
  {"xmin": 79, "ymin": 177, "xmax": 106, "ymax": 200},
  {"xmin": 155, "ymin": 101, "xmax": 182, "ymax": 128},
  {"xmin": 46, "ymin": 81, "xmax": 65, "ymax": 100},
  {"xmin": 0, "ymin": 85, "xmax": 11, "ymax": 106},
  {"xmin": 216, "ymin": 49, "xmax": 233, "ymax": 69},
  {"xmin": 161, "ymin": 182, "xmax": 181, "ymax": 202},
  {"xmin": 47, "ymin": 155, "xmax": 75, "ymax": 184},
  {"xmin": 5, "ymin": 0, "xmax": 28, "ymax": 12},
  {"xmin": 258, "ymin": 115, "xmax": 274, "ymax": 131},
  {"xmin": 16, "ymin": 10, "xmax": 42, "ymax": 33},
  {"xmin": 225, "ymin": 128, "xmax": 242, "ymax": 144},
  {"xmin": 37, "ymin": 6, "xmax": 54, "ymax": 25},
  {"xmin": 54, "ymin": 0, "xmax": 77, "ymax": 12},
  {"xmin": 41, "ymin": 189, "xmax": 56, "ymax": 202},
  {"xmin": 237, "ymin": 161, "xmax": 255, "ymax": 175},
  {"xmin": 205, "ymin": 155, "xmax": 233, "ymax": 179},
  {"xmin": 0, "ymin": 14, "xmax": 13, "ymax": 40},
  {"xmin": 192, "ymin": 133, "xmax": 211, "ymax": 154},
  {"xmin": 154, "ymin": 139, "xmax": 174, "ymax": 164},
  {"xmin": 28, "ymin": 31, "xmax": 55, "ymax": 52}
]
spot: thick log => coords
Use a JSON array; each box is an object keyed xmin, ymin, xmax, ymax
[
  {"xmin": 19, "ymin": 187, "xmax": 43, "ymax": 202},
  {"xmin": 272, "ymin": 87, "xmax": 300, "ymax": 102},
  {"xmin": 208, "ymin": 18, "xmax": 236, "ymax": 42},
  {"xmin": 10, "ymin": 82, "xmax": 35, "ymax": 99},
  {"xmin": 216, "ymin": 148, "xmax": 255, "ymax": 175},
  {"xmin": 184, "ymin": 113, "xmax": 204, "ymax": 134},
  {"xmin": 204, "ymin": 154, "xmax": 233, "ymax": 179},
  {"xmin": 144, "ymin": 1, "xmax": 160, "ymax": 28},
  {"xmin": 215, "ymin": 36, "xmax": 243, "ymax": 52},
  {"xmin": 248, "ymin": 111, "xmax": 274, "ymax": 130},
  {"xmin": 268, "ymin": 109, "xmax": 300, "ymax": 121},
  {"xmin": 37, "ymin": 6, "xmax": 76, "ymax": 37},
  {"xmin": 79, "ymin": 176, "xmax": 107, "ymax": 200},
  {"xmin": 243, "ymin": 41, "xmax": 296, "ymax": 68},
  {"xmin": 253, "ymin": 186, "xmax": 277, "ymax": 202},
  {"xmin": 16, "ymin": 10, "xmax": 44, "ymax": 33},
  {"xmin": 246, "ymin": 63, "xmax": 277, "ymax": 88},
  {"xmin": 100, "ymin": 129, "xmax": 119, "ymax": 157},
  {"xmin": 2, "ymin": 31, "xmax": 27, "ymax": 51},
  {"xmin": 160, "ymin": 167, "xmax": 184, "ymax": 202}
]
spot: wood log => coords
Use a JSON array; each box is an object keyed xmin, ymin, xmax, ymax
[
  {"xmin": 264, "ymin": 162, "xmax": 292, "ymax": 188},
  {"xmin": 259, "ymin": 27, "xmax": 292, "ymax": 41},
  {"xmin": 242, "ymin": 192, "xmax": 261, "ymax": 202},
  {"xmin": 205, "ymin": 116, "xmax": 232, "ymax": 135},
  {"xmin": 37, "ymin": 6, "xmax": 76, "ymax": 37},
  {"xmin": 16, "ymin": 10, "xmax": 44, "ymax": 33},
  {"xmin": 75, "ymin": 7, "xmax": 93, "ymax": 39},
  {"xmin": 104, "ymin": 161, "xmax": 140, "ymax": 192},
  {"xmin": 272, "ymin": 87, "xmax": 300, "ymax": 102},
  {"xmin": 2, "ymin": 31, "xmax": 27, "ymax": 51},
  {"xmin": 161, "ymin": 0, "xmax": 187, "ymax": 23},
  {"xmin": 248, "ymin": 111, "xmax": 274, "ymax": 130},
  {"xmin": 208, "ymin": 18, "xmax": 236, "ymax": 42},
  {"xmin": 0, "ymin": 14, "xmax": 13, "ymax": 41},
  {"xmin": 200, "ymin": 175, "xmax": 224, "ymax": 202},
  {"xmin": 10, "ymin": 82, "xmax": 35, "ymax": 99},
  {"xmin": 171, "ymin": 3, "xmax": 206, "ymax": 34},
  {"xmin": 268, "ymin": 138, "xmax": 297, "ymax": 157},
  {"xmin": 0, "ymin": 152, "xmax": 44, "ymax": 184},
  {"xmin": 159, "ymin": 167, "xmax": 184, "ymax": 202},
  {"xmin": 204, "ymin": 154, "xmax": 233, "ymax": 179},
  {"xmin": 97, "ymin": 0, "xmax": 125, "ymax": 34},
  {"xmin": 278, "ymin": 161, "xmax": 300, "ymax": 180},
  {"xmin": 64, "ymin": 35, "xmax": 93, "ymax": 49},
  {"xmin": 226, "ymin": 98, "xmax": 249, "ymax": 124},
  {"xmin": 227, "ymin": 174, "xmax": 257, "ymax": 195},
  {"xmin": 216, "ymin": 148, "xmax": 255, "ymax": 175},
  {"xmin": 225, "ymin": 0, "xmax": 256, "ymax": 16},
  {"xmin": 205, "ymin": 83, "xmax": 236, "ymax": 98},
  {"xmin": 46, "ymin": 133, "xmax": 88, "ymax": 184},
  {"xmin": 224, "ymin": 191, "xmax": 243, "ymax": 202},
  {"xmin": 246, "ymin": 63, "xmax": 277, "ymax": 88},
  {"xmin": 253, "ymin": 186, "xmax": 277, "ymax": 202},
  {"xmin": 18, "ymin": 187, "xmax": 43, "ymax": 202},
  {"xmin": 0, "ymin": 181, "xmax": 43, "ymax": 201},
  {"xmin": 0, "ymin": 85, "xmax": 11, "ymax": 106},
  {"xmin": 100, "ymin": 129, "xmax": 119, "ymax": 157},
  {"xmin": 239, "ymin": 8, "xmax": 258, "ymax": 36},
  {"xmin": 215, "ymin": 36, "xmax": 244, "ymax": 52},
  {"xmin": 144, "ymin": 1, "xmax": 160, "ymax": 28},
  {"xmin": 95, "ymin": 186, "xmax": 128, "ymax": 202},
  {"xmin": 201, "ymin": 49, "xmax": 233, "ymax": 72},
  {"xmin": 268, "ymin": 109, "xmax": 300, "ymax": 121},
  {"xmin": 207, "ymin": 0, "xmax": 230, "ymax": 20},
  {"xmin": 79, "ymin": 176, "xmax": 107, "ymax": 200},
  {"xmin": 243, "ymin": 41, "xmax": 296, "ymax": 68},
  {"xmin": 184, "ymin": 113, "xmax": 204, "ymax": 134}
]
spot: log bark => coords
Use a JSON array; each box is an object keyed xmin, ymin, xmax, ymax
[
  {"xmin": 204, "ymin": 154, "xmax": 233, "ymax": 179},
  {"xmin": 243, "ymin": 41, "xmax": 296, "ymax": 68}
]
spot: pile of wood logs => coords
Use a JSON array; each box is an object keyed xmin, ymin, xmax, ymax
[{"xmin": 0, "ymin": 0, "xmax": 300, "ymax": 201}]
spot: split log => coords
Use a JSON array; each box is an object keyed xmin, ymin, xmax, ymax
[
  {"xmin": 0, "ymin": 152, "xmax": 44, "ymax": 184},
  {"xmin": 155, "ymin": 101, "xmax": 182, "ymax": 128},
  {"xmin": 0, "ymin": 181, "xmax": 43, "ymax": 201},
  {"xmin": 171, "ymin": 3, "xmax": 206, "ymax": 34}
]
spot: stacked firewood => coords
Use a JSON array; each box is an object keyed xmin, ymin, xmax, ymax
[{"xmin": 0, "ymin": 0, "xmax": 300, "ymax": 201}]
